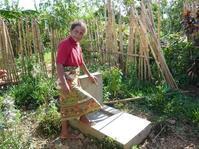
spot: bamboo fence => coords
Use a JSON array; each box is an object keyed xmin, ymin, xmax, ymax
[
  {"xmin": 76, "ymin": 0, "xmax": 177, "ymax": 88},
  {"xmin": 0, "ymin": 18, "xmax": 47, "ymax": 85},
  {"xmin": 140, "ymin": 1, "xmax": 178, "ymax": 88},
  {"xmin": 0, "ymin": 20, "xmax": 18, "ymax": 85},
  {"xmin": 105, "ymin": 0, "xmax": 118, "ymax": 65},
  {"xmin": 16, "ymin": 18, "xmax": 47, "ymax": 75},
  {"xmin": 0, "ymin": 0, "xmax": 179, "ymax": 89}
]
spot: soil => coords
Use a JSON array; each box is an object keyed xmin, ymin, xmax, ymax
[
  {"xmin": 19, "ymin": 112, "xmax": 99, "ymax": 149},
  {"xmin": 14, "ymin": 66, "xmax": 199, "ymax": 148},
  {"xmin": 140, "ymin": 119, "xmax": 199, "ymax": 149},
  {"xmin": 19, "ymin": 107, "xmax": 199, "ymax": 149}
]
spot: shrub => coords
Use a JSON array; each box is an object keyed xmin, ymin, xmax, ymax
[
  {"xmin": 36, "ymin": 101, "xmax": 61, "ymax": 137},
  {"xmin": 10, "ymin": 58, "xmax": 58, "ymax": 110},
  {"xmin": 163, "ymin": 33, "xmax": 199, "ymax": 85},
  {"xmin": 102, "ymin": 67, "xmax": 123, "ymax": 99},
  {"xmin": 0, "ymin": 96, "xmax": 28, "ymax": 148}
]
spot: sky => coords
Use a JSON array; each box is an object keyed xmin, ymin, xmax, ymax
[
  {"xmin": 12, "ymin": 0, "xmax": 174, "ymax": 11},
  {"xmin": 18, "ymin": 0, "xmax": 40, "ymax": 10}
]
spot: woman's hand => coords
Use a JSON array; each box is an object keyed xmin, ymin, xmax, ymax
[
  {"xmin": 59, "ymin": 81, "xmax": 71, "ymax": 93},
  {"xmin": 88, "ymin": 75, "xmax": 98, "ymax": 85}
]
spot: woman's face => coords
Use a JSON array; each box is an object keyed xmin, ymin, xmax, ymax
[{"xmin": 70, "ymin": 25, "xmax": 85, "ymax": 42}]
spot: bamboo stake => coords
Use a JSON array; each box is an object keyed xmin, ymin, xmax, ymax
[
  {"xmin": 2, "ymin": 21, "xmax": 12, "ymax": 82},
  {"xmin": 157, "ymin": 0, "xmax": 161, "ymax": 41},
  {"xmin": 1, "ymin": 20, "xmax": 18, "ymax": 83},
  {"xmin": 22, "ymin": 19, "xmax": 27, "ymax": 57},
  {"xmin": 103, "ymin": 97, "xmax": 145, "ymax": 104},
  {"xmin": 118, "ymin": 8, "xmax": 124, "ymax": 71},
  {"xmin": 107, "ymin": 0, "xmax": 112, "ymax": 66},
  {"xmin": 18, "ymin": 18, "xmax": 26, "ymax": 75},
  {"xmin": 50, "ymin": 28, "xmax": 56, "ymax": 76},
  {"xmin": 4, "ymin": 21, "xmax": 19, "ymax": 82},
  {"xmin": 0, "ymin": 21, "xmax": 7, "ymax": 81},
  {"xmin": 95, "ymin": 19, "xmax": 100, "ymax": 53},
  {"xmin": 140, "ymin": 6, "xmax": 152, "ymax": 80},
  {"xmin": 129, "ymin": 2, "xmax": 177, "ymax": 88},
  {"xmin": 141, "ymin": 1, "xmax": 177, "ymax": 88},
  {"xmin": 25, "ymin": 19, "xmax": 30, "ymax": 57},
  {"xmin": 35, "ymin": 20, "xmax": 47, "ymax": 74},
  {"xmin": 100, "ymin": 51, "xmax": 152, "ymax": 59}
]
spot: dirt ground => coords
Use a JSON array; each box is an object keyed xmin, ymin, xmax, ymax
[
  {"xmin": 140, "ymin": 119, "xmax": 199, "ymax": 149},
  {"xmin": 19, "ymin": 107, "xmax": 199, "ymax": 149},
  {"xmin": 16, "ymin": 76, "xmax": 199, "ymax": 149}
]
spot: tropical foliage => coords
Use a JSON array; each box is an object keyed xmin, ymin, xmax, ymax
[{"xmin": 0, "ymin": 0, "xmax": 198, "ymax": 148}]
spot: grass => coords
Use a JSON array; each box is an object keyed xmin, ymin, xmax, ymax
[
  {"xmin": 0, "ymin": 59, "xmax": 198, "ymax": 148},
  {"xmin": 114, "ymin": 85, "xmax": 199, "ymax": 125}
]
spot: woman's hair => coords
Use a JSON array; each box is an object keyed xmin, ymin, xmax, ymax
[{"xmin": 70, "ymin": 20, "xmax": 87, "ymax": 34}]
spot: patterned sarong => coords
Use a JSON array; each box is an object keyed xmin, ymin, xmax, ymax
[{"xmin": 57, "ymin": 67, "xmax": 101, "ymax": 121}]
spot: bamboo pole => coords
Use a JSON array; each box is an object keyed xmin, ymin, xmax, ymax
[
  {"xmin": 0, "ymin": 20, "xmax": 19, "ymax": 84},
  {"xmin": 18, "ymin": 18, "xmax": 26, "ymax": 75},
  {"xmin": 22, "ymin": 19, "xmax": 27, "ymax": 57},
  {"xmin": 25, "ymin": 18, "xmax": 30, "ymax": 57},
  {"xmin": 157, "ymin": 0, "xmax": 161, "ymax": 41},
  {"xmin": 107, "ymin": 0, "xmax": 112, "ymax": 66},
  {"xmin": 118, "ymin": 8, "xmax": 124, "ymax": 71},
  {"xmin": 2, "ymin": 21, "xmax": 12, "ymax": 82},
  {"xmin": 35, "ymin": 20, "xmax": 47, "ymax": 74},
  {"xmin": 103, "ymin": 97, "xmax": 145, "ymax": 104},
  {"xmin": 4, "ymin": 21, "xmax": 19, "ymax": 82},
  {"xmin": 50, "ymin": 28, "xmax": 56, "ymax": 76},
  {"xmin": 141, "ymin": 1, "xmax": 177, "ymax": 88},
  {"xmin": 106, "ymin": 0, "xmax": 118, "ymax": 66},
  {"xmin": 95, "ymin": 19, "xmax": 100, "ymax": 53},
  {"xmin": 127, "ymin": 1, "xmax": 177, "ymax": 88},
  {"xmin": 0, "ymin": 21, "xmax": 7, "ymax": 81}
]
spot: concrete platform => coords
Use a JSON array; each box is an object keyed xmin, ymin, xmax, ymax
[{"xmin": 70, "ymin": 72, "xmax": 152, "ymax": 149}]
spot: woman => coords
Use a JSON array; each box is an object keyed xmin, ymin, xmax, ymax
[{"xmin": 56, "ymin": 20, "xmax": 101, "ymax": 139}]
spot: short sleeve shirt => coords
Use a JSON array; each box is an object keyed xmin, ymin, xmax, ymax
[{"xmin": 56, "ymin": 36, "xmax": 83, "ymax": 67}]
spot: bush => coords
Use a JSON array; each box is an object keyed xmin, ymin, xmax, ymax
[
  {"xmin": 36, "ymin": 101, "xmax": 61, "ymax": 137},
  {"xmin": 10, "ymin": 74, "xmax": 57, "ymax": 110},
  {"xmin": 163, "ymin": 33, "xmax": 199, "ymax": 85},
  {"xmin": 10, "ymin": 58, "xmax": 58, "ymax": 110},
  {"xmin": 91, "ymin": 136, "xmax": 123, "ymax": 149},
  {"xmin": 0, "ymin": 96, "xmax": 28, "ymax": 148},
  {"xmin": 147, "ymin": 89, "xmax": 199, "ymax": 125},
  {"xmin": 102, "ymin": 67, "xmax": 123, "ymax": 100}
]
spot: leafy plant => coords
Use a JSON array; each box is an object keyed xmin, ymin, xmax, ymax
[
  {"xmin": 10, "ymin": 58, "xmax": 58, "ymax": 110},
  {"xmin": 0, "ymin": 130, "xmax": 28, "ymax": 149},
  {"xmin": 102, "ymin": 67, "xmax": 123, "ymax": 99},
  {"xmin": 146, "ymin": 89, "xmax": 199, "ymax": 125},
  {"xmin": 0, "ymin": 95, "xmax": 28, "ymax": 149},
  {"xmin": 36, "ymin": 101, "xmax": 61, "ymax": 137},
  {"xmin": 191, "ymin": 108, "xmax": 199, "ymax": 124},
  {"xmin": 163, "ymin": 33, "xmax": 198, "ymax": 85},
  {"xmin": 90, "ymin": 136, "xmax": 123, "ymax": 149}
]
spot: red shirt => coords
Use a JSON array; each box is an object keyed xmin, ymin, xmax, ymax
[{"xmin": 56, "ymin": 36, "xmax": 83, "ymax": 67}]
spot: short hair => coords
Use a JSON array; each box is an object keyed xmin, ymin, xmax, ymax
[{"xmin": 70, "ymin": 20, "xmax": 87, "ymax": 34}]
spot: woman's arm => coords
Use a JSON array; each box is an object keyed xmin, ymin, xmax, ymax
[
  {"xmin": 80, "ymin": 61, "xmax": 91, "ymax": 77},
  {"xmin": 80, "ymin": 62, "xmax": 97, "ymax": 84},
  {"xmin": 56, "ymin": 64, "xmax": 71, "ymax": 92}
]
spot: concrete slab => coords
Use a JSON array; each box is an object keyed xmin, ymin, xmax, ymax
[
  {"xmin": 70, "ymin": 106, "xmax": 151, "ymax": 149},
  {"xmin": 70, "ymin": 73, "xmax": 152, "ymax": 149},
  {"xmin": 79, "ymin": 72, "xmax": 103, "ymax": 104},
  {"xmin": 94, "ymin": 111, "xmax": 151, "ymax": 149}
]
